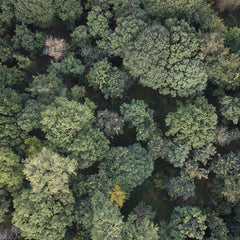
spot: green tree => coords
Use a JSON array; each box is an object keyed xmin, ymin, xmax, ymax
[
  {"xmin": 18, "ymin": 100, "xmax": 44, "ymax": 132},
  {"xmin": 70, "ymin": 85, "xmax": 86, "ymax": 101},
  {"xmin": 148, "ymin": 133, "xmax": 191, "ymax": 167},
  {"xmin": 120, "ymin": 99, "xmax": 156, "ymax": 141},
  {"xmin": 165, "ymin": 97, "xmax": 218, "ymax": 148},
  {"xmin": 55, "ymin": 0, "xmax": 82, "ymax": 29},
  {"xmin": 29, "ymin": 73, "xmax": 67, "ymax": 104},
  {"xmin": 202, "ymin": 33, "xmax": 240, "ymax": 90},
  {"xmin": 67, "ymin": 128, "xmax": 110, "ymax": 169},
  {"xmin": 89, "ymin": 58, "xmax": 133, "ymax": 99},
  {"xmin": 206, "ymin": 212, "xmax": 229, "ymax": 240},
  {"xmin": 168, "ymin": 177, "xmax": 195, "ymax": 200},
  {"xmin": 99, "ymin": 143, "xmax": 154, "ymax": 192},
  {"xmin": 143, "ymin": 0, "xmax": 224, "ymax": 32},
  {"xmin": 0, "ymin": 88, "xmax": 22, "ymax": 117},
  {"xmin": 13, "ymin": 188, "xmax": 74, "ymax": 240},
  {"xmin": 0, "ymin": 147, "xmax": 23, "ymax": 192},
  {"xmin": 12, "ymin": 24, "xmax": 46, "ymax": 58},
  {"xmin": 216, "ymin": 125, "xmax": 240, "ymax": 146},
  {"xmin": 0, "ymin": 88, "xmax": 25, "ymax": 152},
  {"xmin": 96, "ymin": 109, "xmax": 124, "ymax": 137},
  {"xmin": 91, "ymin": 191, "xmax": 124, "ymax": 240},
  {"xmin": 13, "ymin": 148, "xmax": 76, "ymax": 240},
  {"xmin": 87, "ymin": 6, "xmax": 112, "ymax": 39},
  {"xmin": 0, "ymin": 0, "xmax": 15, "ymax": 35},
  {"xmin": 108, "ymin": 8, "xmax": 148, "ymax": 57},
  {"xmin": 147, "ymin": 133, "xmax": 172, "ymax": 160},
  {"xmin": 48, "ymin": 55, "xmax": 85, "ymax": 81},
  {"xmin": 160, "ymin": 206, "xmax": 207, "ymax": 240},
  {"xmin": 124, "ymin": 203, "xmax": 159, "ymax": 240},
  {"xmin": 211, "ymin": 151, "xmax": 240, "ymax": 203},
  {"xmin": 71, "ymin": 25, "xmax": 89, "ymax": 50},
  {"xmin": 41, "ymin": 97, "xmax": 95, "ymax": 149},
  {"xmin": 225, "ymin": 26, "xmax": 240, "ymax": 53},
  {"xmin": 0, "ymin": 189, "xmax": 11, "ymax": 229},
  {"xmin": 24, "ymin": 136, "xmax": 43, "ymax": 156},
  {"xmin": 23, "ymin": 147, "xmax": 76, "ymax": 199},
  {"xmin": 14, "ymin": 0, "xmax": 55, "ymax": 28},
  {"xmin": 124, "ymin": 19, "xmax": 207, "ymax": 97},
  {"xmin": 0, "ymin": 63, "xmax": 24, "ymax": 88},
  {"xmin": 219, "ymin": 94, "xmax": 240, "ymax": 124}
]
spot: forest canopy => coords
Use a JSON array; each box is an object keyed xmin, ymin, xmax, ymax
[{"xmin": 0, "ymin": 0, "xmax": 240, "ymax": 239}]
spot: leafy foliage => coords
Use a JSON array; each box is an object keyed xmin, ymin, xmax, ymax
[
  {"xmin": 216, "ymin": 126, "xmax": 240, "ymax": 146},
  {"xmin": 0, "ymin": 64, "xmax": 24, "ymax": 88},
  {"xmin": 55, "ymin": 0, "xmax": 82, "ymax": 28},
  {"xmin": 99, "ymin": 144, "xmax": 154, "ymax": 192},
  {"xmin": 206, "ymin": 212, "xmax": 229, "ymax": 240},
  {"xmin": 13, "ymin": 188, "xmax": 74, "ymax": 240},
  {"xmin": 67, "ymin": 128, "xmax": 110, "ymax": 169},
  {"xmin": 41, "ymin": 97, "xmax": 95, "ymax": 149},
  {"xmin": 203, "ymin": 33, "xmax": 240, "ymax": 90},
  {"xmin": 143, "ymin": 0, "xmax": 223, "ymax": 31},
  {"xmin": 168, "ymin": 177, "xmax": 195, "ymax": 200},
  {"xmin": 18, "ymin": 100, "xmax": 44, "ymax": 132},
  {"xmin": 124, "ymin": 208, "xmax": 159, "ymax": 240},
  {"xmin": 160, "ymin": 206, "xmax": 207, "ymax": 240},
  {"xmin": 24, "ymin": 136, "xmax": 43, "ymax": 156},
  {"xmin": 211, "ymin": 152, "xmax": 240, "ymax": 203},
  {"xmin": 23, "ymin": 147, "xmax": 76, "ymax": 199},
  {"xmin": 14, "ymin": 0, "xmax": 55, "ymax": 28},
  {"xmin": 120, "ymin": 99, "xmax": 156, "ymax": 141},
  {"xmin": 89, "ymin": 58, "xmax": 132, "ymax": 99},
  {"xmin": 13, "ymin": 148, "xmax": 76, "ymax": 240},
  {"xmin": 48, "ymin": 55, "xmax": 85, "ymax": 80},
  {"xmin": 70, "ymin": 85, "xmax": 86, "ymax": 101},
  {"xmin": 96, "ymin": 109, "xmax": 124, "ymax": 137},
  {"xmin": 29, "ymin": 73, "xmax": 67, "ymax": 104},
  {"xmin": 91, "ymin": 191, "xmax": 124, "ymax": 240},
  {"xmin": 87, "ymin": 6, "xmax": 112, "ymax": 39},
  {"xmin": 0, "ymin": 88, "xmax": 25, "ymax": 152},
  {"xmin": 225, "ymin": 26, "xmax": 240, "ymax": 53},
  {"xmin": 12, "ymin": 24, "xmax": 46, "ymax": 58},
  {"xmin": 219, "ymin": 94, "xmax": 240, "ymax": 124},
  {"xmin": 124, "ymin": 19, "xmax": 207, "ymax": 97},
  {"xmin": 108, "ymin": 9, "xmax": 148, "ymax": 57},
  {"xmin": 166, "ymin": 97, "xmax": 218, "ymax": 148},
  {"xmin": 0, "ymin": 147, "xmax": 23, "ymax": 192},
  {"xmin": 109, "ymin": 184, "xmax": 127, "ymax": 207}
]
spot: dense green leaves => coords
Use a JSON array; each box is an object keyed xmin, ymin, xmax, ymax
[
  {"xmin": 0, "ymin": 147, "xmax": 23, "ymax": 192},
  {"xmin": 67, "ymin": 128, "xmax": 109, "ymax": 169},
  {"xmin": 211, "ymin": 152, "xmax": 240, "ymax": 203},
  {"xmin": 91, "ymin": 191, "xmax": 124, "ymax": 240},
  {"xmin": 160, "ymin": 206, "xmax": 207, "ymax": 240},
  {"xmin": 29, "ymin": 73, "xmax": 67, "ymax": 104},
  {"xmin": 120, "ymin": 99, "xmax": 157, "ymax": 141},
  {"xmin": 0, "ymin": 64, "xmax": 24, "ymax": 88},
  {"xmin": 100, "ymin": 143, "xmax": 154, "ymax": 192},
  {"xmin": 89, "ymin": 58, "xmax": 132, "ymax": 99},
  {"xmin": 87, "ymin": 6, "xmax": 112, "ymax": 39},
  {"xmin": 166, "ymin": 97, "xmax": 218, "ymax": 148},
  {"xmin": 96, "ymin": 109, "xmax": 124, "ymax": 137},
  {"xmin": 1, "ymin": 0, "xmax": 240, "ymax": 238},
  {"xmin": 219, "ymin": 94, "xmax": 240, "ymax": 124},
  {"xmin": 41, "ymin": 97, "xmax": 95, "ymax": 149},
  {"xmin": 12, "ymin": 24, "xmax": 45, "ymax": 58},
  {"xmin": 14, "ymin": 0, "xmax": 55, "ymax": 28},
  {"xmin": 48, "ymin": 56, "xmax": 85, "ymax": 80},
  {"xmin": 13, "ymin": 188, "xmax": 74, "ymax": 240},
  {"xmin": 124, "ymin": 19, "xmax": 207, "ymax": 97},
  {"xmin": 13, "ymin": 148, "xmax": 76, "ymax": 240}
]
